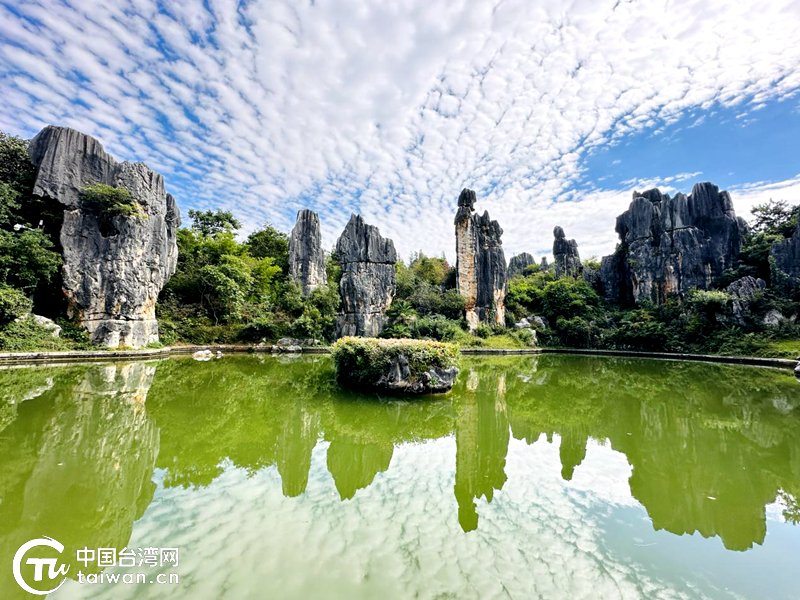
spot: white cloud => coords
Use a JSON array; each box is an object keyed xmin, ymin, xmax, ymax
[{"xmin": 1, "ymin": 0, "xmax": 800, "ymax": 263}]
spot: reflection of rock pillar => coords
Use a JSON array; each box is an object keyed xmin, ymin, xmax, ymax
[
  {"xmin": 326, "ymin": 439, "xmax": 393, "ymax": 500},
  {"xmin": 277, "ymin": 407, "xmax": 320, "ymax": 497},
  {"xmin": 558, "ymin": 429, "xmax": 588, "ymax": 481},
  {"xmin": 0, "ymin": 362, "xmax": 159, "ymax": 586},
  {"xmin": 454, "ymin": 371, "xmax": 509, "ymax": 532}
]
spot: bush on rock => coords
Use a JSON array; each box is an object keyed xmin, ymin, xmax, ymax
[{"xmin": 331, "ymin": 337, "xmax": 460, "ymax": 394}]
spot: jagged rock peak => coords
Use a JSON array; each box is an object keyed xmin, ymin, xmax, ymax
[
  {"xmin": 601, "ymin": 181, "xmax": 743, "ymax": 305},
  {"xmin": 336, "ymin": 214, "xmax": 397, "ymax": 264},
  {"xmin": 553, "ymin": 226, "xmax": 582, "ymax": 278},
  {"xmin": 28, "ymin": 125, "xmax": 179, "ymax": 348},
  {"xmin": 288, "ymin": 209, "xmax": 327, "ymax": 296},
  {"xmin": 454, "ymin": 189, "xmax": 507, "ymax": 330},
  {"xmin": 508, "ymin": 252, "xmax": 536, "ymax": 278},
  {"xmin": 458, "ymin": 187, "xmax": 476, "ymax": 209},
  {"xmin": 335, "ymin": 214, "xmax": 397, "ymax": 337}
]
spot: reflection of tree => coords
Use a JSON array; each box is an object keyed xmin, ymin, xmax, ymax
[
  {"xmin": 0, "ymin": 362, "xmax": 159, "ymax": 594},
  {"xmin": 453, "ymin": 369, "xmax": 509, "ymax": 532}
]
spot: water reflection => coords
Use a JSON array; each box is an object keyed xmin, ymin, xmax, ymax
[
  {"xmin": 0, "ymin": 363, "xmax": 159, "ymax": 594},
  {"xmin": 1, "ymin": 353, "xmax": 799, "ymax": 593},
  {"xmin": 453, "ymin": 370, "xmax": 508, "ymax": 531}
]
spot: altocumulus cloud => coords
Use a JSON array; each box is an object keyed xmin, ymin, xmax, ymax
[{"xmin": 1, "ymin": 0, "xmax": 800, "ymax": 261}]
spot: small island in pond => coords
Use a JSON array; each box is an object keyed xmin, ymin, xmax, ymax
[{"xmin": 331, "ymin": 337, "xmax": 460, "ymax": 394}]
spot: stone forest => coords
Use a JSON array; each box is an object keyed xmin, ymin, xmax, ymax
[
  {"xmin": 2, "ymin": 125, "xmax": 800, "ymax": 363},
  {"xmin": 3, "ymin": 126, "xmax": 800, "ymax": 599}
]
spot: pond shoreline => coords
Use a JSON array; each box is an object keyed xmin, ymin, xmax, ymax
[{"xmin": 0, "ymin": 344, "xmax": 796, "ymax": 370}]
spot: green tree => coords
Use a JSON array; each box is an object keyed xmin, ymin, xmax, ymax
[
  {"xmin": 750, "ymin": 199, "xmax": 799, "ymax": 237},
  {"xmin": 246, "ymin": 223, "xmax": 289, "ymax": 273},
  {"xmin": 0, "ymin": 132, "xmax": 34, "ymax": 196},
  {"xmin": 0, "ymin": 229, "xmax": 61, "ymax": 292},
  {"xmin": 188, "ymin": 209, "xmax": 242, "ymax": 236}
]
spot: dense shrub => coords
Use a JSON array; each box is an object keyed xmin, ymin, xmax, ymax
[{"xmin": 0, "ymin": 284, "xmax": 32, "ymax": 324}]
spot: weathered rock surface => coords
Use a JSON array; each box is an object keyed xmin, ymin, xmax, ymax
[
  {"xmin": 601, "ymin": 182, "xmax": 744, "ymax": 305},
  {"xmin": 288, "ymin": 209, "xmax": 327, "ymax": 296},
  {"xmin": 507, "ymin": 252, "xmax": 536, "ymax": 278},
  {"xmin": 726, "ymin": 276, "xmax": 766, "ymax": 325},
  {"xmin": 771, "ymin": 221, "xmax": 800, "ymax": 286},
  {"xmin": 454, "ymin": 189, "xmax": 507, "ymax": 330},
  {"xmin": 28, "ymin": 125, "xmax": 179, "ymax": 347},
  {"xmin": 335, "ymin": 214, "xmax": 397, "ymax": 337},
  {"xmin": 376, "ymin": 354, "xmax": 460, "ymax": 394},
  {"xmin": 553, "ymin": 226, "xmax": 582, "ymax": 278},
  {"xmin": 763, "ymin": 309, "xmax": 787, "ymax": 328}
]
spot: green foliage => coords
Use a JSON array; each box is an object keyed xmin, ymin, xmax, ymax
[
  {"xmin": 542, "ymin": 278, "xmax": 601, "ymax": 321},
  {"xmin": 411, "ymin": 315, "xmax": 463, "ymax": 341},
  {"xmin": 0, "ymin": 229, "xmax": 61, "ymax": 291},
  {"xmin": 0, "ymin": 181, "xmax": 21, "ymax": 224},
  {"xmin": 474, "ymin": 324, "xmax": 492, "ymax": 339},
  {"xmin": 0, "ymin": 284, "xmax": 32, "ymax": 324},
  {"xmin": 187, "ymin": 209, "xmax": 241, "ymax": 236},
  {"xmin": 686, "ymin": 289, "xmax": 730, "ymax": 314},
  {"xmin": 245, "ymin": 224, "xmax": 289, "ymax": 273},
  {"xmin": 734, "ymin": 231, "xmax": 783, "ymax": 283},
  {"xmin": 750, "ymin": 199, "xmax": 799, "ymax": 237},
  {"xmin": 331, "ymin": 337, "xmax": 459, "ymax": 389},
  {"xmin": 81, "ymin": 184, "xmax": 140, "ymax": 217},
  {"xmin": 583, "ymin": 257, "xmax": 601, "ymax": 271},
  {"xmin": 160, "ymin": 217, "xmax": 339, "ymax": 343},
  {"xmin": 0, "ymin": 132, "xmax": 34, "ymax": 196},
  {"xmin": 0, "ymin": 314, "xmax": 92, "ymax": 351},
  {"xmin": 506, "ymin": 269, "xmax": 555, "ymax": 317}
]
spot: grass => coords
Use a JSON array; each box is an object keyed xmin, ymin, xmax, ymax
[{"xmin": 752, "ymin": 339, "xmax": 800, "ymax": 359}]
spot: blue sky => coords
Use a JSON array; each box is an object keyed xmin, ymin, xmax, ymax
[{"xmin": 1, "ymin": 0, "xmax": 799, "ymax": 262}]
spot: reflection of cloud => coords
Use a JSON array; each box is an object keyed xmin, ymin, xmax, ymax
[
  {"xmin": 58, "ymin": 436, "xmax": 733, "ymax": 599},
  {"xmin": 2, "ymin": 1, "xmax": 800, "ymax": 262}
]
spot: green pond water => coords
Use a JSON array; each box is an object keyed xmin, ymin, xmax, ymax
[{"xmin": 1, "ymin": 355, "xmax": 800, "ymax": 599}]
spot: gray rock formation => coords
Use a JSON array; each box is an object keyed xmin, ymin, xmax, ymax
[
  {"xmin": 28, "ymin": 125, "xmax": 179, "ymax": 347},
  {"xmin": 726, "ymin": 276, "xmax": 766, "ymax": 325},
  {"xmin": 454, "ymin": 189, "xmax": 507, "ymax": 330},
  {"xmin": 375, "ymin": 353, "xmax": 459, "ymax": 394},
  {"xmin": 288, "ymin": 209, "xmax": 327, "ymax": 296},
  {"xmin": 540, "ymin": 256, "xmax": 550, "ymax": 271},
  {"xmin": 335, "ymin": 214, "xmax": 397, "ymax": 337},
  {"xmin": 553, "ymin": 226, "xmax": 582, "ymax": 278},
  {"xmin": 507, "ymin": 252, "xmax": 536, "ymax": 278},
  {"xmin": 601, "ymin": 182, "xmax": 745, "ymax": 305},
  {"xmin": 770, "ymin": 221, "xmax": 800, "ymax": 287}
]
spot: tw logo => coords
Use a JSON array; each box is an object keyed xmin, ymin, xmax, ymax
[{"xmin": 12, "ymin": 537, "xmax": 70, "ymax": 595}]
